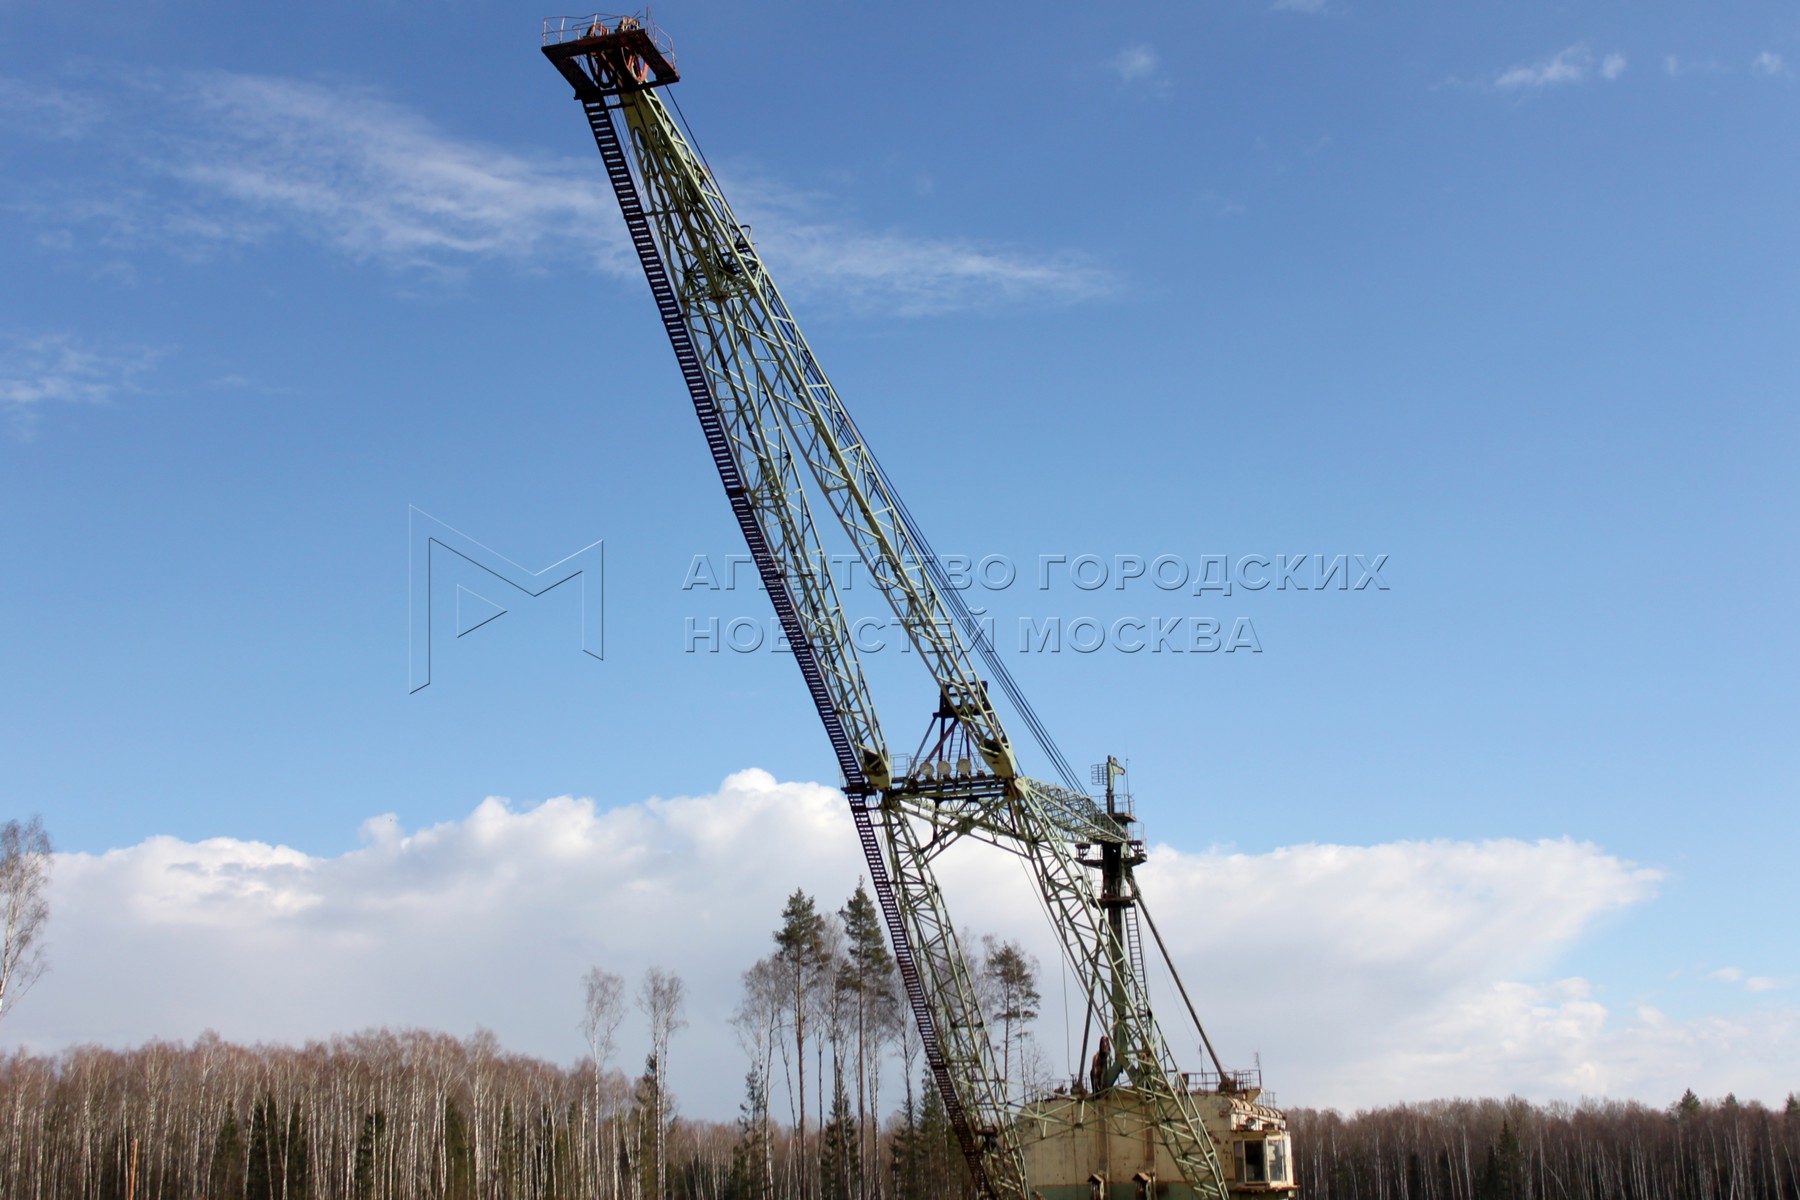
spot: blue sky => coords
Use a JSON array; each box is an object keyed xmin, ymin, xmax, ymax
[{"xmin": 2, "ymin": 0, "xmax": 1796, "ymax": 1111}]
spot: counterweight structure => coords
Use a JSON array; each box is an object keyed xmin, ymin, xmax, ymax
[{"xmin": 543, "ymin": 17, "xmax": 1294, "ymax": 1199}]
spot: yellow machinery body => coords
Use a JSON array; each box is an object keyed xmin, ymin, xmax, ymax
[{"xmin": 1019, "ymin": 1087, "xmax": 1298, "ymax": 1200}]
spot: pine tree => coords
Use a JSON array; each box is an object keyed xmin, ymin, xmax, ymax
[
  {"xmin": 726, "ymin": 1069, "xmax": 770, "ymax": 1200},
  {"xmin": 209, "ymin": 1108, "xmax": 247, "ymax": 1200},
  {"xmin": 444, "ymin": 1099, "xmax": 476, "ymax": 1200},
  {"xmin": 286, "ymin": 1103, "xmax": 311, "ymax": 1200},
  {"xmin": 1476, "ymin": 1144, "xmax": 1502, "ymax": 1200},
  {"xmin": 245, "ymin": 1095, "xmax": 274, "ymax": 1200},
  {"xmin": 838, "ymin": 881, "xmax": 894, "ymax": 1200},
  {"xmin": 981, "ymin": 938, "xmax": 1041, "ymax": 1095},
  {"xmin": 635, "ymin": 1053, "xmax": 664, "ymax": 1200},
  {"xmin": 819, "ymin": 1069, "xmax": 858, "ymax": 1200},
  {"xmin": 892, "ymin": 1076, "xmax": 948, "ymax": 1200},
  {"xmin": 352, "ymin": 1110, "xmax": 385, "ymax": 1200},
  {"xmin": 774, "ymin": 889, "xmax": 831, "ymax": 1200},
  {"xmin": 889, "ymin": 1086, "xmax": 923, "ymax": 1200},
  {"xmin": 497, "ymin": 1102, "xmax": 521, "ymax": 1200},
  {"xmin": 1494, "ymin": 1118, "xmax": 1524, "ymax": 1200},
  {"xmin": 914, "ymin": 1070, "xmax": 959, "ymax": 1200}
]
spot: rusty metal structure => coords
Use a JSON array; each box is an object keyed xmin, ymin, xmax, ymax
[{"xmin": 543, "ymin": 16, "xmax": 1296, "ymax": 1198}]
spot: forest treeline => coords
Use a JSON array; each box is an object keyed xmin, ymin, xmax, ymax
[
  {"xmin": 1288, "ymin": 1093, "xmax": 1800, "ymax": 1200},
  {"xmin": 0, "ymin": 881, "xmax": 1011, "ymax": 1200},
  {"xmin": 0, "ymin": 1024, "xmax": 972, "ymax": 1200},
  {"xmin": 6, "ymin": 1031, "xmax": 1796, "ymax": 1200},
  {"xmin": 1, "ymin": 877, "xmax": 1795, "ymax": 1200}
]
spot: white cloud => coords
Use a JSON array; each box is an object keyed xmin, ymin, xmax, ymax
[
  {"xmin": 1753, "ymin": 51, "xmax": 1789, "ymax": 78},
  {"xmin": 12, "ymin": 72, "xmax": 1106, "ymax": 314},
  {"xmin": 1495, "ymin": 45, "xmax": 1628, "ymax": 91},
  {"xmin": 1662, "ymin": 55, "xmax": 1722, "ymax": 78},
  {"xmin": 1497, "ymin": 46, "xmax": 1590, "ymax": 90},
  {"xmin": 13, "ymin": 774, "xmax": 1793, "ymax": 1115},
  {"xmin": 1709, "ymin": 966, "xmax": 1788, "ymax": 994},
  {"xmin": 167, "ymin": 73, "xmax": 630, "ymax": 276},
  {"xmin": 0, "ymin": 333, "xmax": 163, "ymax": 434},
  {"xmin": 736, "ymin": 179, "xmax": 1109, "ymax": 315},
  {"xmin": 0, "ymin": 75, "xmax": 101, "ymax": 138},
  {"xmin": 1108, "ymin": 46, "xmax": 1160, "ymax": 84}
]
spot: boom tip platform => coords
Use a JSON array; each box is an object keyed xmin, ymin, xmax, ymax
[{"xmin": 542, "ymin": 12, "xmax": 679, "ymax": 99}]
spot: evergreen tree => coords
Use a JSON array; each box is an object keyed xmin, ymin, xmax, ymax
[
  {"xmin": 1786, "ymin": 1092, "xmax": 1799, "ymax": 1122},
  {"xmin": 1475, "ymin": 1145, "xmax": 1502, "ymax": 1200},
  {"xmin": 889, "ymin": 1085, "xmax": 923, "ymax": 1200},
  {"xmin": 981, "ymin": 938, "xmax": 1041, "ymax": 1094},
  {"xmin": 1676, "ymin": 1088, "xmax": 1703, "ymax": 1118},
  {"xmin": 352, "ymin": 1110, "xmax": 385, "ymax": 1200},
  {"xmin": 838, "ymin": 881, "xmax": 895, "ymax": 1200},
  {"xmin": 548, "ymin": 1108, "xmax": 573, "ymax": 1200},
  {"xmin": 209, "ymin": 1108, "xmax": 246, "ymax": 1200},
  {"xmin": 497, "ymin": 1101, "xmax": 521, "ymax": 1200},
  {"xmin": 891, "ymin": 1074, "xmax": 955, "ymax": 1200},
  {"xmin": 245, "ymin": 1095, "xmax": 274, "ymax": 1200},
  {"xmin": 444, "ymin": 1099, "xmax": 476, "ymax": 1200},
  {"xmin": 726, "ymin": 1069, "xmax": 770, "ymax": 1200},
  {"xmin": 819, "ymin": 1069, "xmax": 858, "ymax": 1200},
  {"xmin": 635, "ymin": 1053, "xmax": 664, "ymax": 1200},
  {"xmin": 914, "ymin": 1070, "xmax": 959, "ymax": 1200},
  {"xmin": 1494, "ymin": 1118, "xmax": 1524, "ymax": 1200},
  {"xmin": 774, "ymin": 889, "xmax": 831, "ymax": 1200},
  {"xmin": 284, "ymin": 1104, "xmax": 310, "ymax": 1200}
]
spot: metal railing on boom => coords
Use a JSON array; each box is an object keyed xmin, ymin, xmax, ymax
[{"xmin": 542, "ymin": 11, "xmax": 676, "ymax": 59}]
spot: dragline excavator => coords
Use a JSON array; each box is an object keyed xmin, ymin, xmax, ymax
[{"xmin": 543, "ymin": 15, "xmax": 1297, "ymax": 1200}]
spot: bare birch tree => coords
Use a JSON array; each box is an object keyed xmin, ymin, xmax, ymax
[
  {"xmin": 638, "ymin": 966, "xmax": 687, "ymax": 1200},
  {"xmin": 0, "ymin": 815, "xmax": 51, "ymax": 1023},
  {"xmin": 582, "ymin": 968, "xmax": 627, "ymax": 1196}
]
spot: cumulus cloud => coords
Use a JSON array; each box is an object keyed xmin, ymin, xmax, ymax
[
  {"xmin": 1752, "ymin": 51, "xmax": 1789, "ymax": 78},
  {"xmin": 13, "ymin": 772, "xmax": 1794, "ymax": 1116},
  {"xmin": 1495, "ymin": 45, "xmax": 1628, "ymax": 91},
  {"xmin": 6, "ymin": 72, "xmax": 1107, "ymax": 314}
]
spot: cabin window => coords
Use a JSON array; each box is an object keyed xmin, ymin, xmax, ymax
[
  {"xmin": 1237, "ymin": 1139, "xmax": 1266, "ymax": 1183},
  {"xmin": 1269, "ymin": 1137, "xmax": 1288, "ymax": 1183}
]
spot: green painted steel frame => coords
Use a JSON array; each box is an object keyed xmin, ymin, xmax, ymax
[{"xmin": 563, "ymin": 58, "xmax": 1231, "ymax": 1200}]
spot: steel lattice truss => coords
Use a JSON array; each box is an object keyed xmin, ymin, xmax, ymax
[{"xmin": 545, "ymin": 20, "xmax": 1229, "ymax": 1199}]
